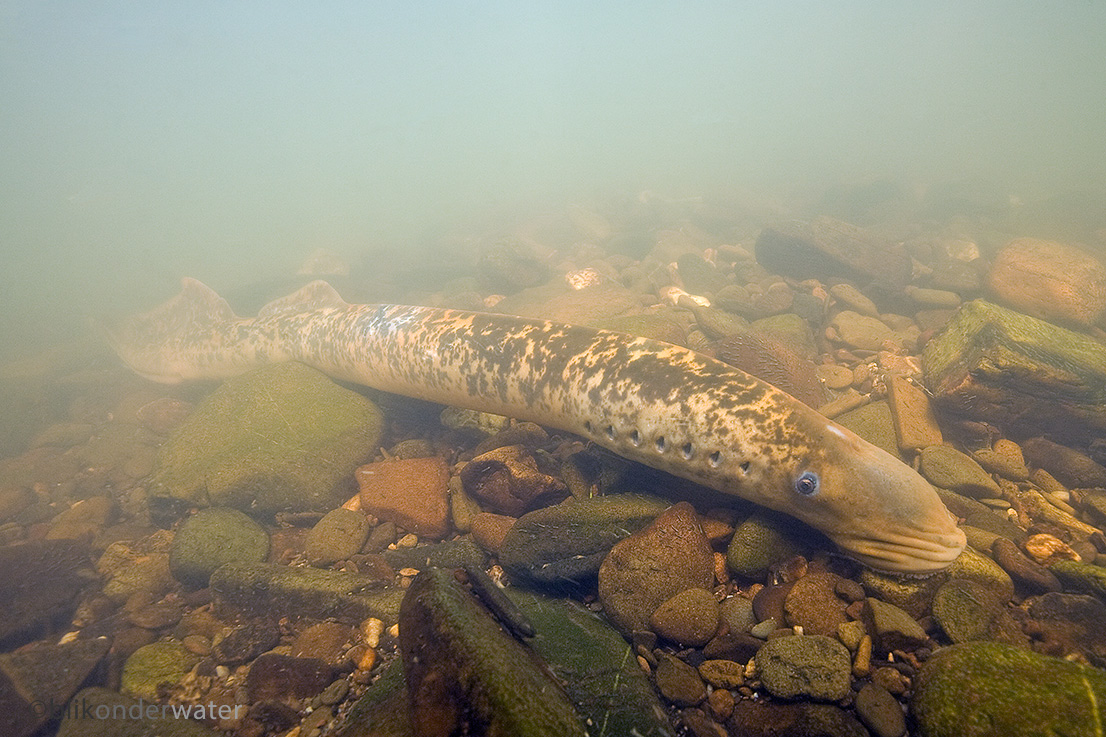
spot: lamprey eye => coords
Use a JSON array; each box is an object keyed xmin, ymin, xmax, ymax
[{"xmin": 794, "ymin": 471, "xmax": 820, "ymax": 496}]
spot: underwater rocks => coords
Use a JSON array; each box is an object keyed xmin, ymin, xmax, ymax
[
  {"xmin": 923, "ymin": 299, "xmax": 1106, "ymax": 443},
  {"xmin": 911, "ymin": 642, "xmax": 1106, "ymax": 737},
  {"xmin": 399, "ymin": 568, "xmax": 587, "ymax": 737},
  {"xmin": 0, "ymin": 637, "xmax": 111, "ymax": 737},
  {"xmin": 356, "ymin": 456, "xmax": 451, "ymax": 538},
  {"xmin": 496, "ymin": 493, "xmax": 669, "ymax": 584},
  {"xmin": 148, "ymin": 362, "xmax": 383, "ymax": 516},
  {"xmin": 168, "ymin": 507, "xmax": 270, "ymax": 587},
  {"xmin": 0, "ymin": 539, "xmax": 95, "ymax": 646},
  {"xmin": 597, "ymin": 502, "xmax": 715, "ymax": 634},
  {"xmin": 987, "ymin": 237, "xmax": 1106, "ymax": 328},
  {"xmin": 754, "ymin": 216, "xmax": 913, "ymax": 290}
]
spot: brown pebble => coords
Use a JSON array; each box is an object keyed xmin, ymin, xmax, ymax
[
  {"xmin": 783, "ymin": 572, "xmax": 849, "ymax": 637},
  {"xmin": 698, "ymin": 659, "xmax": 745, "ymax": 689},
  {"xmin": 706, "ymin": 687, "xmax": 735, "ymax": 721},
  {"xmin": 650, "ymin": 588, "xmax": 720, "ymax": 647},
  {"xmin": 469, "ymin": 512, "xmax": 517, "ymax": 553},
  {"xmin": 870, "ymin": 665, "xmax": 908, "ymax": 695},
  {"xmin": 291, "ymin": 622, "xmax": 357, "ymax": 666},
  {"xmin": 182, "ymin": 634, "xmax": 213, "ymax": 656}
]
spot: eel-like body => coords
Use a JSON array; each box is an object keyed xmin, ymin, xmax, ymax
[{"xmin": 108, "ymin": 278, "xmax": 966, "ymax": 573}]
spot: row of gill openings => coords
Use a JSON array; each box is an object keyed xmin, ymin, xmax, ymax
[{"xmin": 583, "ymin": 418, "xmax": 753, "ymax": 474}]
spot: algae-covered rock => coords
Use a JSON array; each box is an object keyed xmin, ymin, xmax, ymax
[
  {"xmin": 836, "ymin": 401, "xmax": 899, "ymax": 457},
  {"xmin": 211, "ymin": 561, "xmax": 405, "ymax": 626},
  {"xmin": 923, "ymin": 299, "xmax": 1106, "ymax": 443},
  {"xmin": 399, "ymin": 569, "xmax": 587, "ymax": 737},
  {"xmin": 1051, "ymin": 559, "xmax": 1106, "ymax": 601},
  {"xmin": 918, "ymin": 445, "xmax": 1001, "ymax": 499},
  {"xmin": 498, "ymin": 494, "xmax": 669, "ymax": 584},
  {"xmin": 149, "ymin": 362, "xmax": 383, "ymax": 515},
  {"xmin": 336, "ymin": 658, "xmax": 412, "ymax": 737},
  {"xmin": 121, "ymin": 642, "xmax": 201, "ymax": 700},
  {"xmin": 911, "ymin": 641, "xmax": 1106, "ymax": 737},
  {"xmin": 726, "ymin": 511, "xmax": 814, "ymax": 580},
  {"xmin": 169, "ymin": 507, "xmax": 270, "ymax": 587},
  {"xmin": 305, "ymin": 507, "xmax": 372, "ymax": 566},
  {"xmin": 505, "ymin": 587, "xmax": 675, "ymax": 737},
  {"xmin": 755, "ymin": 635, "xmax": 852, "ymax": 702}
]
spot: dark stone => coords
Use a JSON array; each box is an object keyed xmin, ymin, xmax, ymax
[
  {"xmin": 245, "ymin": 700, "xmax": 301, "ymax": 733},
  {"xmin": 246, "ymin": 653, "xmax": 335, "ymax": 702},
  {"xmin": 991, "ymin": 537, "xmax": 1061, "ymax": 594},
  {"xmin": 1021, "ymin": 437, "xmax": 1106, "ymax": 489},
  {"xmin": 213, "ymin": 619, "xmax": 281, "ymax": 664},
  {"xmin": 754, "ymin": 217, "xmax": 912, "ymax": 289},
  {"xmin": 0, "ymin": 638, "xmax": 111, "ymax": 737},
  {"xmin": 498, "ymin": 494, "xmax": 667, "ymax": 585},
  {"xmin": 702, "ymin": 631, "xmax": 763, "ymax": 663},
  {"xmin": 729, "ymin": 699, "xmax": 868, "ymax": 737},
  {"xmin": 716, "ymin": 331, "xmax": 825, "ymax": 408},
  {"xmin": 1027, "ymin": 592, "xmax": 1106, "ymax": 667},
  {"xmin": 459, "ymin": 445, "xmax": 568, "ymax": 517},
  {"xmin": 0, "ymin": 539, "xmax": 95, "ymax": 647}
]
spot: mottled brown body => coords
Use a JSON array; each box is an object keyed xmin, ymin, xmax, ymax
[{"xmin": 108, "ymin": 278, "xmax": 966, "ymax": 573}]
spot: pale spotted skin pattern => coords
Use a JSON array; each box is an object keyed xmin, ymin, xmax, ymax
[{"xmin": 108, "ymin": 279, "xmax": 966, "ymax": 573}]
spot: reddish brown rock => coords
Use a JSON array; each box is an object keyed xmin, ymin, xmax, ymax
[
  {"xmin": 598, "ymin": 502, "xmax": 714, "ymax": 634},
  {"xmin": 987, "ymin": 238, "xmax": 1106, "ymax": 328},
  {"xmin": 290, "ymin": 622, "xmax": 356, "ymax": 666},
  {"xmin": 469, "ymin": 512, "xmax": 517, "ymax": 554},
  {"xmin": 887, "ymin": 374, "xmax": 943, "ymax": 452},
  {"xmin": 356, "ymin": 457, "xmax": 450, "ymax": 539},
  {"xmin": 783, "ymin": 572, "xmax": 850, "ymax": 637}
]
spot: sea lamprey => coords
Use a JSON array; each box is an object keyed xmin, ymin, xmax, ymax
[{"xmin": 107, "ymin": 278, "xmax": 966, "ymax": 574}]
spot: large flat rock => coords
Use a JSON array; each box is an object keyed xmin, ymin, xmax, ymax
[{"xmin": 922, "ymin": 299, "xmax": 1106, "ymax": 443}]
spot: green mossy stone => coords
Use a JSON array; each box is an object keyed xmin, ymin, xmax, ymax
[
  {"xmin": 922, "ymin": 299, "xmax": 1106, "ymax": 443},
  {"xmin": 149, "ymin": 362, "xmax": 383, "ymax": 516},
  {"xmin": 1051, "ymin": 559, "xmax": 1106, "ymax": 601},
  {"xmin": 335, "ymin": 658, "xmax": 411, "ymax": 737},
  {"xmin": 169, "ymin": 507, "xmax": 270, "ymax": 587},
  {"xmin": 120, "ymin": 642, "xmax": 201, "ymax": 700},
  {"xmin": 836, "ymin": 400, "xmax": 899, "ymax": 457},
  {"xmin": 911, "ymin": 641, "xmax": 1106, "ymax": 737},
  {"xmin": 399, "ymin": 569, "xmax": 587, "ymax": 737},
  {"xmin": 505, "ymin": 587, "xmax": 675, "ymax": 736},
  {"xmin": 211, "ymin": 562, "xmax": 405, "ymax": 626},
  {"xmin": 726, "ymin": 511, "xmax": 813, "ymax": 580}
]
